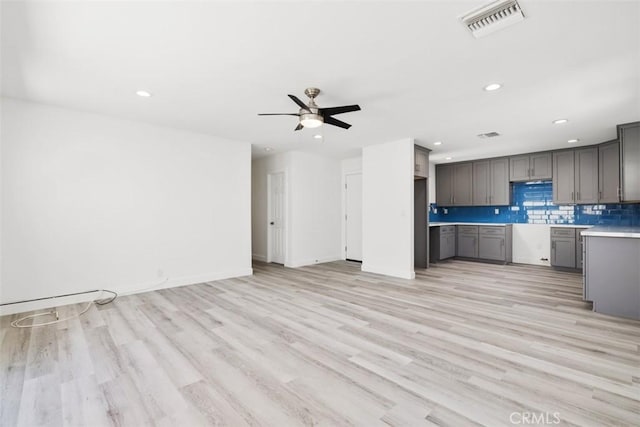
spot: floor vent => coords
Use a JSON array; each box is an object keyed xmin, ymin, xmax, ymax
[
  {"xmin": 478, "ymin": 132, "xmax": 501, "ymax": 139},
  {"xmin": 460, "ymin": 0, "xmax": 525, "ymax": 38}
]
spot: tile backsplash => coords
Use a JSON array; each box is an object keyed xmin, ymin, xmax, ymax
[{"xmin": 429, "ymin": 181, "xmax": 640, "ymax": 226}]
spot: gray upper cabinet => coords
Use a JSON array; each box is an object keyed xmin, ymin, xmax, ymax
[
  {"xmin": 490, "ymin": 157, "xmax": 510, "ymax": 205},
  {"xmin": 473, "ymin": 158, "xmax": 509, "ymax": 206},
  {"xmin": 453, "ymin": 163, "xmax": 473, "ymax": 206},
  {"xmin": 598, "ymin": 141, "xmax": 620, "ymax": 203},
  {"xmin": 472, "ymin": 160, "xmax": 490, "ymax": 205},
  {"xmin": 553, "ymin": 150, "xmax": 575, "ymax": 204},
  {"xmin": 618, "ymin": 122, "xmax": 640, "ymax": 202},
  {"xmin": 509, "ymin": 152, "xmax": 552, "ymax": 182},
  {"xmin": 436, "ymin": 162, "xmax": 472, "ymax": 206},
  {"xmin": 574, "ymin": 147, "xmax": 599, "ymax": 204},
  {"xmin": 414, "ymin": 146, "xmax": 429, "ymax": 179},
  {"xmin": 435, "ymin": 164, "xmax": 453, "ymax": 206},
  {"xmin": 553, "ymin": 148, "xmax": 599, "ymax": 204}
]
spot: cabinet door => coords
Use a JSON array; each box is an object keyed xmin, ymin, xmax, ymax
[
  {"xmin": 530, "ymin": 152, "xmax": 553, "ymax": 180},
  {"xmin": 551, "ymin": 237, "xmax": 576, "ymax": 268},
  {"xmin": 479, "ymin": 235, "xmax": 505, "ymax": 261},
  {"xmin": 453, "ymin": 163, "xmax": 473, "ymax": 205},
  {"xmin": 436, "ymin": 164, "xmax": 453, "ymax": 206},
  {"xmin": 575, "ymin": 230, "xmax": 585, "ymax": 271},
  {"xmin": 457, "ymin": 234, "xmax": 478, "ymax": 258},
  {"xmin": 472, "ymin": 160, "xmax": 490, "ymax": 205},
  {"xmin": 414, "ymin": 148, "xmax": 428, "ymax": 178},
  {"xmin": 490, "ymin": 157, "xmax": 510, "ymax": 205},
  {"xmin": 574, "ymin": 147, "xmax": 598, "ymax": 204},
  {"xmin": 598, "ymin": 141, "xmax": 620, "ymax": 203},
  {"xmin": 620, "ymin": 123, "xmax": 640, "ymax": 202},
  {"xmin": 509, "ymin": 155, "xmax": 530, "ymax": 181},
  {"xmin": 440, "ymin": 233, "xmax": 456, "ymax": 259},
  {"xmin": 553, "ymin": 151, "xmax": 575, "ymax": 204}
]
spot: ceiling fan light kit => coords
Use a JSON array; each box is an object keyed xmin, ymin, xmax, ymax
[{"xmin": 259, "ymin": 87, "xmax": 361, "ymax": 131}]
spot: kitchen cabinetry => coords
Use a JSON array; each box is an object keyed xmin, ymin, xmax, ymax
[
  {"xmin": 598, "ymin": 140, "xmax": 620, "ymax": 203},
  {"xmin": 472, "ymin": 157, "xmax": 509, "ymax": 206},
  {"xmin": 583, "ymin": 230, "xmax": 640, "ymax": 319},
  {"xmin": 509, "ymin": 152, "xmax": 552, "ymax": 182},
  {"xmin": 478, "ymin": 226, "xmax": 512, "ymax": 262},
  {"xmin": 429, "ymin": 225, "xmax": 456, "ymax": 262},
  {"xmin": 435, "ymin": 163, "xmax": 472, "ymax": 206},
  {"xmin": 552, "ymin": 148, "xmax": 598, "ymax": 204},
  {"xmin": 457, "ymin": 225, "xmax": 478, "ymax": 258},
  {"xmin": 618, "ymin": 122, "xmax": 640, "ymax": 202},
  {"xmin": 414, "ymin": 146, "xmax": 429, "ymax": 179},
  {"xmin": 550, "ymin": 227, "xmax": 588, "ymax": 269}
]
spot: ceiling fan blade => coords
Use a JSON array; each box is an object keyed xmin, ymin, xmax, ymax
[
  {"xmin": 258, "ymin": 113, "xmax": 300, "ymax": 116},
  {"xmin": 324, "ymin": 116, "xmax": 351, "ymax": 129},
  {"xmin": 294, "ymin": 123, "xmax": 303, "ymax": 131},
  {"xmin": 319, "ymin": 104, "xmax": 361, "ymax": 116},
  {"xmin": 288, "ymin": 94, "xmax": 311, "ymax": 112}
]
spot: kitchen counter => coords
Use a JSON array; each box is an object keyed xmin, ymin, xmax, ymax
[
  {"xmin": 429, "ymin": 222, "xmax": 510, "ymax": 227},
  {"xmin": 581, "ymin": 226, "xmax": 640, "ymax": 239}
]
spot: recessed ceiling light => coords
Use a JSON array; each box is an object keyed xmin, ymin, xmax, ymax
[
  {"xmin": 433, "ymin": 141, "xmax": 442, "ymax": 146},
  {"xmin": 445, "ymin": 157, "xmax": 452, "ymax": 160},
  {"xmin": 483, "ymin": 83, "xmax": 502, "ymax": 91},
  {"xmin": 568, "ymin": 139, "xmax": 579, "ymax": 143},
  {"xmin": 136, "ymin": 90, "xmax": 152, "ymax": 97},
  {"xmin": 313, "ymin": 134, "xmax": 322, "ymax": 139},
  {"xmin": 553, "ymin": 119, "xmax": 568, "ymax": 124},
  {"xmin": 264, "ymin": 147, "xmax": 273, "ymax": 152}
]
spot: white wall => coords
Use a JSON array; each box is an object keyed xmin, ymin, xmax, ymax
[
  {"xmin": 362, "ymin": 138, "xmax": 415, "ymax": 279},
  {"xmin": 252, "ymin": 151, "xmax": 341, "ymax": 268},
  {"xmin": 1, "ymin": 98, "xmax": 252, "ymax": 313}
]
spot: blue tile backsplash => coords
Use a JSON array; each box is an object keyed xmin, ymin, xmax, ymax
[{"xmin": 429, "ymin": 181, "xmax": 640, "ymax": 226}]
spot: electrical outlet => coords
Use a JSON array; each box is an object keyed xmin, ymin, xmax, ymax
[
  {"xmin": 495, "ymin": 208, "xmax": 500, "ymax": 215},
  {"xmin": 443, "ymin": 208, "xmax": 448, "ymax": 214},
  {"xmin": 433, "ymin": 207, "xmax": 438, "ymax": 214}
]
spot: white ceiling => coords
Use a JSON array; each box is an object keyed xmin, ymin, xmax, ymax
[{"xmin": 2, "ymin": 1, "xmax": 639, "ymax": 162}]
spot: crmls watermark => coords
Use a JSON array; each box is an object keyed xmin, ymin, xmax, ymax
[{"xmin": 510, "ymin": 411, "xmax": 561, "ymax": 425}]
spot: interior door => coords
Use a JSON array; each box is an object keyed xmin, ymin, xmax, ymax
[
  {"xmin": 268, "ymin": 172, "xmax": 285, "ymax": 264},
  {"xmin": 345, "ymin": 173, "xmax": 362, "ymax": 261}
]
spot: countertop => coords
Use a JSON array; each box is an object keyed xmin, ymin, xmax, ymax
[
  {"xmin": 581, "ymin": 226, "xmax": 640, "ymax": 239},
  {"xmin": 429, "ymin": 222, "xmax": 510, "ymax": 227}
]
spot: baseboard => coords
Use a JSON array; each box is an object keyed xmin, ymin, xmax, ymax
[
  {"xmin": 361, "ymin": 264, "xmax": 415, "ymax": 280},
  {"xmin": 252, "ymin": 254, "xmax": 267, "ymax": 262},
  {"xmin": 0, "ymin": 267, "xmax": 254, "ymax": 316},
  {"xmin": 286, "ymin": 255, "xmax": 341, "ymax": 268}
]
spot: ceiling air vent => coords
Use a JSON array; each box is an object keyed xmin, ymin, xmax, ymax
[
  {"xmin": 460, "ymin": 0, "xmax": 525, "ymax": 38},
  {"xmin": 478, "ymin": 132, "xmax": 501, "ymax": 139}
]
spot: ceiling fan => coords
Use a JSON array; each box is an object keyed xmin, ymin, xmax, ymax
[{"xmin": 258, "ymin": 87, "xmax": 361, "ymax": 131}]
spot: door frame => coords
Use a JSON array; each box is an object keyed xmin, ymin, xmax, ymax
[
  {"xmin": 267, "ymin": 170, "xmax": 287, "ymax": 264},
  {"xmin": 342, "ymin": 171, "xmax": 362, "ymax": 260}
]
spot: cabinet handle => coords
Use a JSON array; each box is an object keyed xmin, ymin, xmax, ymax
[
  {"xmin": 571, "ymin": 191, "xmax": 574, "ymax": 202},
  {"xmin": 415, "ymin": 164, "xmax": 419, "ymax": 172},
  {"xmin": 598, "ymin": 190, "xmax": 601, "ymax": 200}
]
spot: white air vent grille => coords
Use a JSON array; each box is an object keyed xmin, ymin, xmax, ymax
[
  {"xmin": 478, "ymin": 132, "xmax": 501, "ymax": 139},
  {"xmin": 460, "ymin": 0, "xmax": 525, "ymax": 38}
]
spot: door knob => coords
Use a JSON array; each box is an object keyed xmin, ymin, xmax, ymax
[{"xmin": 270, "ymin": 222, "xmax": 275, "ymax": 225}]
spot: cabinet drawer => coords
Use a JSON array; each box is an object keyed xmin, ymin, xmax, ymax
[
  {"xmin": 479, "ymin": 226, "xmax": 505, "ymax": 236},
  {"xmin": 440, "ymin": 225, "xmax": 456, "ymax": 234},
  {"xmin": 551, "ymin": 228, "xmax": 576, "ymax": 238},
  {"xmin": 457, "ymin": 225, "xmax": 479, "ymax": 235}
]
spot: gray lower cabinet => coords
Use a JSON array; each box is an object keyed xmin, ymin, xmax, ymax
[
  {"xmin": 429, "ymin": 225, "xmax": 456, "ymax": 262},
  {"xmin": 550, "ymin": 227, "xmax": 584, "ymax": 269},
  {"xmin": 598, "ymin": 140, "xmax": 620, "ymax": 203},
  {"xmin": 457, "ymin": 226, "xmax": 479, "ymax": 258},
  {"xmin": 478, "ymin": 226, "xmax": 512, "ymax": 262},
  {"xmin": 618, "ymin": 121, "xmax": 640, "ymax": 202},
  {"xmin": 575, "ymin": 227, "xmax": 588, "ymax": 270}
]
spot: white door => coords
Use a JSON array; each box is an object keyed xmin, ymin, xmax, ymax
[
  {"xmin": 345, "ymin": 173, "xmax": 363, "ymax": 261},
  {"xmin": 268, "ymin": 172, "xmax": 285, "ymax": 264}
]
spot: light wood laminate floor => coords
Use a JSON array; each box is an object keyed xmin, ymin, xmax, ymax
[{"xmin": 1, "ymin": 260, "xmax": 639, "ymax": 426}]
